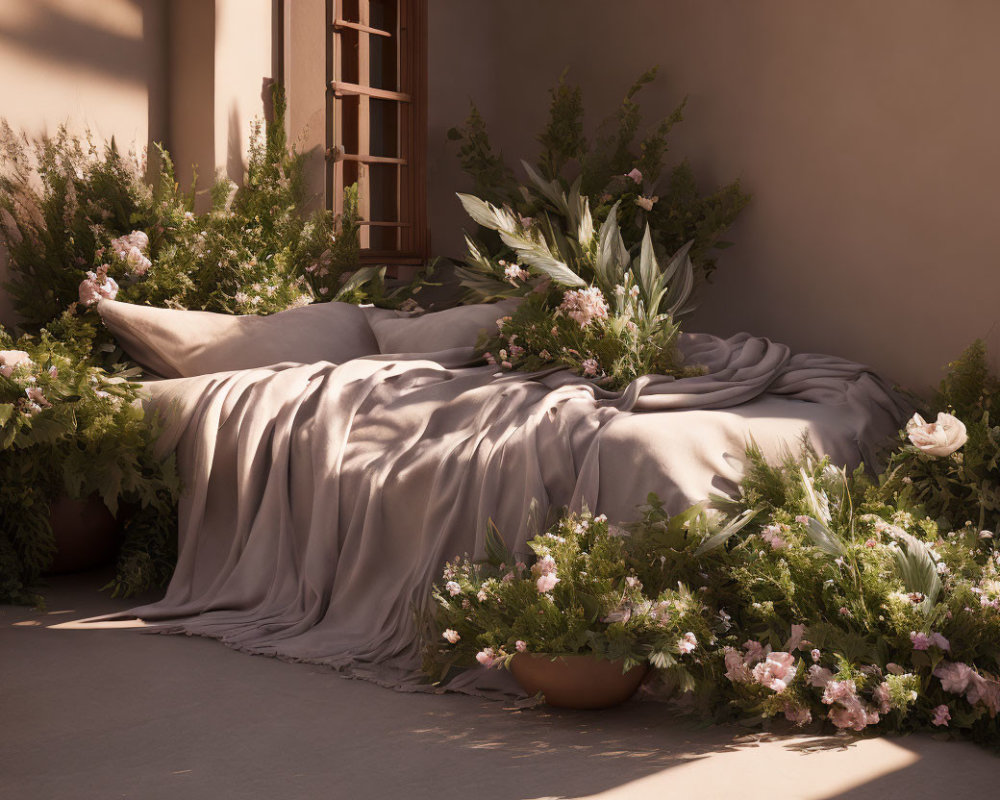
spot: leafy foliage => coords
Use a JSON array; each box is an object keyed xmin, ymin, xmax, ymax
[
  {"xmin": 448, "ymin": 67, "xmax": 750, "ymax": 300},
  {"xmin": 458, "ymin": 181, "xmax": 704, "ymax": 388},
  {"xmin": 423, "ymin": 509, "xmax": 712, "ymax": 693},
  {"xmin": 0, "ymin": 328, "xmax": 179, "ymax": 604},
  {"xmin": 0, "ymin": 85, "xmax": 423, "ymax": 367},
  {"xmin": 883, "ymin": 341, "xmax": 1000, "ymax": 533}
]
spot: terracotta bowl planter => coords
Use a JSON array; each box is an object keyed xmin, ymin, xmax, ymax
[
  {"xmin": 47, "ymin": 495, "xmax": 121, "ymax": 575},
  {"xmin": 510, "ymin": 653, "xmax": 648, "ymax": 709}
]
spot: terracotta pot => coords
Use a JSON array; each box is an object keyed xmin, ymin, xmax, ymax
[
  {"xmin": 47, "ymin": 495, "xmax": 121, "ymax": 574},
  {"xmin": 510, "ymin": 653, "xmax": 648, "ymax": 709}
]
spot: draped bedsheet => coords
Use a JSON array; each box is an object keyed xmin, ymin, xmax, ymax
[{"xmin": 119, "ymin": 332, "xmax": 910, "ymax": 693}]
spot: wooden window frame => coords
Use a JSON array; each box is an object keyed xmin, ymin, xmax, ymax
[{"xmin": 326, "ymin": 0, "xmax": 428, "ymax": 267}]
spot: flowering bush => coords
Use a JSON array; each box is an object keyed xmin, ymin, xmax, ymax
[
  {"xmin": 459, "ymin": 180, "xmax": 704, "ymax": 388},
  {"xmin": 427, "ymin": 430, "xmax": 1000, "ymax": 743},
  {"xmin": 0, "ymin": 327, "xmax": 179, "ymax": 604},
  {"xmin": 0, "ymin": 86, "xmax": 424, "ymax": 367},
  {"xmin": 423, "ymin": 511, "xmax": 712, "ymax": 689},
  {"xmin": 882, "ymin": 341, "xmax": 1000, "ymax": 534},
  {"xmin": 448, "ymin": 68, "xmax": 749, "ymax": 300}
]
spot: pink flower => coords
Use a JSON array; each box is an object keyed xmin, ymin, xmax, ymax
[
  {"xmin": 538, "ymin": 350, "xmax": 552, "ymax": 361},
  {"xmin": 626, "ymin": 168, "xmax": 643, "ymax": 183},
  {"xmin": 677, "ymin": 632, "xmax": 697, "ymax": 655},
  {"xmin": 865, "ymin": 538, "xmax": 877, "ymax": 548},
  {"xmin": 503, "ymin": 261, "xmax": 530, "ymax": 284},
  {"xmin": 723, "ymin": 647, "xmax": 752, "ymax": 684},
  {"xmin": 515, "ymin": 640, "xmax": 527, "ymax": 653},
  {"xmin": 808, "ymin": 665, "xmax": 834, "ymax": 688},
  {"xmin": 794, "ymin": 515, "xmax": 810, "ymax": 525},
  {"xmin": 752, "ymin": 651, "xmax": 797, "ymax": 693},
  {"xmin": 910, "ymin": 631, "xmax": 931, "ymax": 650},
  {"xmin": 742, "ymin": 640, "xmax": 765, "ymax": 665},
  {"xmin": 810, "ymin": 649, "xmax": 821, "ymax": 663},
  {"xmin": 933, "ymin": 661, "xmax": 974, "ymax": 694},
  {"xmin": 558, "ymin": 287, "xmax": 609, "ymax": 329},
  {"xmin": 783, "ymin": 704, "xmax": 812, "ymax": 726},
  {"xmin": 822, "ymin": 679, "xmax": 858, "ymax": 706},
  {"xmin": 581, "ymin": 358, "xmax": 600, "ymax": 377},
  {"xmin": 0, "ymin": 349, "xmax": 32, "ymax": 378},
  {"xmin": 873, "ymin": 681, "xmax": 892, "ymax": 714},
  {"xmin": 931, "ymin": 704, "xmax": 951, "ymax": 726},
  {"xmin": 760, "ymin": 525, "xmax": 788, "ymax": 551},
  {"xmin": 476, "ymin": 589, "xmax": 488, "ymax": 602},
  {"xmin": 532, "ymin": 555, "xmax": 556, "ymax": 576},
  {"xmin": 885, "ymin": 662, "xmax": 904, "ymax": 675},
  {"xmin": 25, "ymin": 386, "xmax": 50, "ymax": 408},
  {"xmin": 828, "ymin": 704, "xmax": 879, "ymax": 731},
  {"xmin": 445, "ymin": 581, "xmax": 461, "ymax": 597},
  {"xmin": 442, "ymin": 629, "xmax": 460, "ymax": 644},
  {"xmin": 928, "ymin": 632, "xmax": 950, "ymax": 651},
  {"xmin": 783, "ymin": 624, "xmax": 806, "ymax": 652},
  {"xmin": 536, "ymin": 573, "xmax": 560, "ymax": 593},
  {"xmin": 78, "ymin": 267, "xmax": 118, "ymax": 305},
  {"xmin": 476, "ymin": 648, "xmax": 497, "ymax": 668}
]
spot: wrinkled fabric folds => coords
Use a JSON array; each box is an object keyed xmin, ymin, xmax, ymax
[{"xmin": 120, "ymin": 332, "xmax": 910, "ymax": 693}]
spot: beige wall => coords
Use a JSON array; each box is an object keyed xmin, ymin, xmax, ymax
[
  {"xmin": 0, "ymin": 0, "xmax": 169, "ymax": 326},
  {"xmin": 0, "ymin": 0, "xmax": 279, "ymax": 325},
  {"xmin": 428, "ymin": 0, "xmax": 1000, "ymax": 391}
]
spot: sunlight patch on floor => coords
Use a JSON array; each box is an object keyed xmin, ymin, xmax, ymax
[{"xmin": 568, "ymin": 734, "xmax": 919, "ymax": 800}]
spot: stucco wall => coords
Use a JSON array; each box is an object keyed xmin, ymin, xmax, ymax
[
  {"xmin": 0, "ymin": 0, "xmax": 277, "ymax": 325},
  {"xmin": 0, "ymin": 0, "xmax": 168, "ymax": 326},
  {"xmin": 428, "ymin": 0, "xmax": 1000, "ymax": 391}
]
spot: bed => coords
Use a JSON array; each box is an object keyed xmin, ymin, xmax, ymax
[{"xmin": 95, "ymin": 298, "xmax": 910, "ymax": 694}]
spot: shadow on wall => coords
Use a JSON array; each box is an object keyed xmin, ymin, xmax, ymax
[{"xmin": 0, "ymin": 0, "xmax": 169, "ymax": 144}]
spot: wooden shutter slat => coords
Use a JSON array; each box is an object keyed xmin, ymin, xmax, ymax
[
  {"xmin": 330, "ymin": 81, "xmax": 411, "ymax": 103},
  {"xmin": 333, "ymin": 19, "xmax": 392, "ymax": 38}
]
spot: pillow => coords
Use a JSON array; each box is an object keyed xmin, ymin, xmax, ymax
[
  {"xmin": 368, "ymin": 300, "xmax": 520, "ymax": 354},
  {"xmin": 98, "ymin": 299, "xmax": 381, "ymax": 378}
]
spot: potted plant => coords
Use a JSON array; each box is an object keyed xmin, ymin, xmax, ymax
[
  {"xmin": 0, "ymin": 327, "xmax": 179, "ymax": 604},
  {"xmin": 424, "ymin": 510, "xmax": 712, "ymax": 708}
]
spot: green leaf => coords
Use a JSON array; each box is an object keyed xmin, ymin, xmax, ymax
[
  {"xmin": 890, "ymin": 529, "xmax": 943, "ymax": 611},
  {"xmin": 694, "ymin": 507, "xmax": 761, "ymax": 555},
  {"xmin": 802, "ymin": 516, "xmax": 847, "ymax": 557},
  {"xmin": 0, "ymin": 403, "xmax": 13, "ymax": 427}
]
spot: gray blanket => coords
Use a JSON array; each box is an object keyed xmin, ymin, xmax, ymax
[{"xmin": 125, "ymin": 332, "xmax": 910, "ymax": 692}]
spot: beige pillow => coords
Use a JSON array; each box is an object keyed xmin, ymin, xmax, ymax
[
  {"xmin": 368, "ymin": 300, "xmax": 520, "ymax": 354},
  {"xmin": 98, "ymin": 299, "xmax": 380, "ymax": 378}
]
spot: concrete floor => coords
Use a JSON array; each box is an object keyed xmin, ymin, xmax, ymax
[{"xmin": 3, "ymin": 571, "xmax": 998, "ymax": 800}]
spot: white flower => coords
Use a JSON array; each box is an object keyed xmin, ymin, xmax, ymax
[
  {"xmin": 581, "ymin": 358, "xmax": 600, "ymax": 377},
  {"xmin": 634, "ymin": 195, "xmax": 659, "ymax": 212},
  {"xmin": 536, "ymin": 573, "xmax": 560, "ymax": 593},
  {"xmin": 677, "ymin": 632, "xmax": 697, "ymax": 655},
  {"xmin": 476, "ymin": 589, "xmax": 488, "ymax": 602},
  {"xmin": 442, "ymin": 629, "xmax": 460, "ymax": 644},
  {"xmin": 0, "ymin": 350, "xmax": 33, "ymax": 378},
  {"xmin": 445, "ymin": 581, "xmax": 461, "ymax": 597},
  {"xmin": 906, "ymin": 412, "xmax": 967, "ymax": 457}
]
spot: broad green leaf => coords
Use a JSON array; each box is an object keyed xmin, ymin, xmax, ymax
[
  {"xmin": 803, "ymin": 516, "xmax": 847, "ymax": 556},
  {"xmin": 890, "ymin": 529, "xmax": 942, "ymax": 611},
  {"xmin": 0, "ymin": 403, "xmax": 13, "ymax": 427},
  {"xmin": 636, "ymin": 224, "xmax": 658, "ymax": 298},
  {"xmin": 694, "ymin": 507, "xmax": 761, "ymax": 555}
]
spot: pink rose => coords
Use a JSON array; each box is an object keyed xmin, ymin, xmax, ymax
[
  {"xmin": 626, "ymin": 168, "xmax": 642, "ymax": 183},
  {"xmin": 783, "ymin": 704, "xmax": 812, "ymax": 726},
  {"xmin": 742, "ymin": 640, "xmax": 765, "ymax": 665},
  {"xmin": 445, "ymin": 581, "xmax": 461, "ymax": 597},
  {"xmin": 910, "ymin": 631, "xmax": 931, "ymax": 650},
  {"xmin": 933, "ymin": 661, "xmax": 974, "ymax": 694},
  {"xmin": 536, "ymin": 573, "xmax": 560, "ymax": 593},
  {"xmin": 808, "ymin": 665, "xmax": 834, "ymax": 687},
  {"xmin": 752, "ymin": 651, "xmax": 797, "ymax": 693},
  {"xmin": 932, "ymin": 704, "xmax": 951, "ymax": 727},
  {"xmin": 873, "ymin": 681, "xmax": 892, "ymax": 714},
  {"xmin": 476, "ymin": 648, "xmax": 497, "ymax": 668},
  {"xmin": 723, "ymin": 647, "xmax": 752, "ymax": 684}
]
